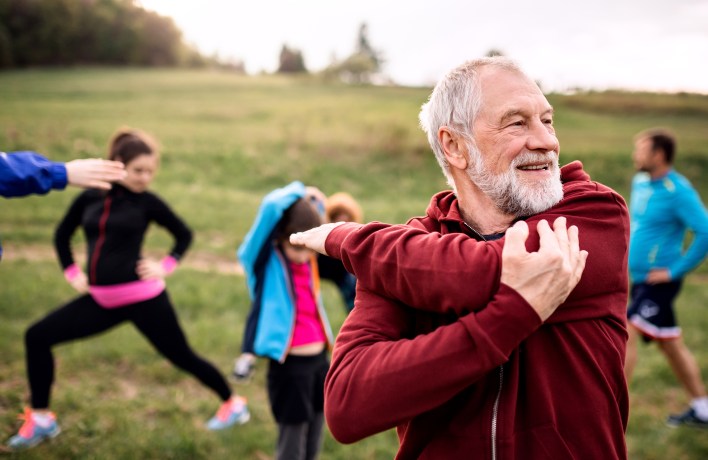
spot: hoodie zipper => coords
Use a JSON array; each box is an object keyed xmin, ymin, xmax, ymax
[
  {"xmin": 90, "ymin": 195, "xmax": 112, "ymax": 284},
  {"xmin": 463, "ymin": 221, "xmax": 503, "ymax": 460},
  {"xmin": 491, "ymin": 364, "xmax": 503, "ymax": 460}
]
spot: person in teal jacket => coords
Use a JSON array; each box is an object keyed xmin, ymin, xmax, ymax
[
  {"xmin": 624, "ymin": 128, "xmax": 708, "ymax": 428},
  {"xmin": 236, "ymin": 181, "xmax": 334, "ymax": 460}
]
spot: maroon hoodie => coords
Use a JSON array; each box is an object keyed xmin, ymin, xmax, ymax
[{"xmin": 324, "ymin": 161, "xmax": 629, "ymax": 459}]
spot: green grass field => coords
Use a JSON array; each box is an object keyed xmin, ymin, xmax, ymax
[{"xmin": 1, "ymin": 68, "xmax": 707, "ymax": 459}]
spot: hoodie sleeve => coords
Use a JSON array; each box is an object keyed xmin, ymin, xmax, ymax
[
  {"xmin": 324, "ymin": 180, "xmax": 629, "ymax": 323},
  {"xmin": 0, "ymin": 151, "xmax": 68, "ymax": 198},
  {"xmin": 326, "ymin": 222, "xmax": 502, "ymax": 315},
  {"xmin": 325, "ymin": 282, "xmax": 542, "ymax": 443}
]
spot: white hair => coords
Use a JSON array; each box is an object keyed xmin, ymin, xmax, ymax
[{"xmin": 418, "ymin": 57, "xmax": 526, "ymax": 190}]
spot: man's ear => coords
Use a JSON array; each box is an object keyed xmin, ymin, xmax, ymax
[{"xmin": 439, "ymin": 127, "xmax": 468, "ymax": 170}]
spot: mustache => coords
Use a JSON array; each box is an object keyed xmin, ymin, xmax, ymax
[{"xmin": 511, "ymin": 151, "xmax": 558, "ymax": 168}]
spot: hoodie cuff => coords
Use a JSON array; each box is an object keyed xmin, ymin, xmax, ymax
[{"xmin": 324, "ymin": 222, "xmax": 362, "ymax": 260}]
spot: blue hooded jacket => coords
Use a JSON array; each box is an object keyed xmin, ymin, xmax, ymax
[{"xmin": 237, "ymin": 181, "xmax": 333, "ymax": 362}]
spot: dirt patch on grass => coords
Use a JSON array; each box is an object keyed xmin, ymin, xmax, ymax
[{"xmin": 2, "ymin": 243, "xmax": 243, "ymax": 276}]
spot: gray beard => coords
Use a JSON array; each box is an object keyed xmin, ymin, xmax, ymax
[{"xmin": 466, "ymin": 150, "xmax": 564, "ymax": 216}]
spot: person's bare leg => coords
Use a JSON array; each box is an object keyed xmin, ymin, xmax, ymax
[
  {"xmin": 624, "ymin": 325, "xmax": 641, "ymax": 384},
  {"xmin": 657, "ymin": 337, "xmax": 707, "ymax": 399}
]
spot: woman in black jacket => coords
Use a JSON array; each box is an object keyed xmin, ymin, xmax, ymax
[{"xmin": 7, "ymin": 128, "xmax": 248, "ymax": 451}]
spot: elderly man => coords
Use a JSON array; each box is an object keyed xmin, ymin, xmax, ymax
[{"xmin": 292, "ymin": 57, "xmax": 629, "ymax": 459}]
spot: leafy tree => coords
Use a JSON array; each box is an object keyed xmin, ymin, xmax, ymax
[
  {"xmin": 0, "ymin": 0, "xmax": 209, "ymax": 68},
  {"xmin": 277, "ymin": 44, "xmax": 307, "ymax": 73},
  {"xmin": 324, "ymin": 22, "xmax": 384, "ymax": 84}
]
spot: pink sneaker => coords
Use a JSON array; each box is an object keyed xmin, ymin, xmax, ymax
[{"xmin": 206, "ymin": 396, "xmax": 250, "ymax": 430}]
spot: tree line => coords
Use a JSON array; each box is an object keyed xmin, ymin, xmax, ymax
[
  {"xmin": 0, "ymin": 0, "xmax": 209, "ymax": 69},
  {"xmin": 0, "ymin": 1, "xmax": 385, "ymax": 83}
]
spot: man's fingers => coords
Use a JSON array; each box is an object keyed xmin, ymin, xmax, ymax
[
  {"xmin": 289, "ymin": 222, "xmax": 345, "ymax": 255},
  {"xmin": 89, "ymin": 180, "xmax": 112, "ymax": 190},
  {"xmin": 552, "ymin": 217, "xmax": 569, "ymax": 252},
  {"xmin": 568, "ymin": 225, "xmax": 580, "ymax": 256},
  {"xmin": 289, "ymin": 231, "xmax": 305, "ymax": 246},
  {"xmin": 572, "ymin": 250, "xmax": 589, "ymax": 285},
  {"xmin": 503, "ymin": 220, "xmax": 529, "ymax": 256},
  {"xmin": 535, "ymin": 219, "xmax": 559, "ymax": 254}
]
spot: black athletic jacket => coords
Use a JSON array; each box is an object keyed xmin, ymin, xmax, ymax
[{"xmin": 54, "ymin": 184, "xmax": 192, "ymax": 286}]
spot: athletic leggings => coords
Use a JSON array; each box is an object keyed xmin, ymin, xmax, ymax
[{"xmin": 24, "ymin": 290, "xmax": 231, "ymax": 409}]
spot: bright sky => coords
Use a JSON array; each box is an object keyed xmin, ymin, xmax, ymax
[{"xmin": 140, "ymin": 0, "xmax": 708, "ymax": 94}]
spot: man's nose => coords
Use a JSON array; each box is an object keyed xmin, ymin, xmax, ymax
[{"xmin": 527, "ymin": 120, "xmax": 559, "ymax": 153}]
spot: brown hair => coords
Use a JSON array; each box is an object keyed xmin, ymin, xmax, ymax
[
  {"xmin": 325, "ymin": 192, "xmax": 363, "ymax": 223},
  {"xmin": 108, "ymin": 128, "xmax": 159, "ymax": 165},
  {"xmin": 635, "ymin": 128, "xmax": 676, "ymax": 164},
  {"xmin": 277, "ymin": 198, "xmax": 323, "ymax": 241}
]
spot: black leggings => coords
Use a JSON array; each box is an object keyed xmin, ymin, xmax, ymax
[{"xmin": 25, "ymin": 291, "xmax": 231, "ymax": 408}]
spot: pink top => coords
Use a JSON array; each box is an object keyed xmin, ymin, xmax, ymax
[
  {"xmin": 63, "ymin": 256, "xmax": 177, "ymax": 308},
  {"xmin": 289, "ymin": 261, "xmax": 326, "ymax": 347}
]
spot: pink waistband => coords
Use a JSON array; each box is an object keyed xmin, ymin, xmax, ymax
[{"xmin": 89, "ymin": 279, "xmax": 165, "ymax": 308}]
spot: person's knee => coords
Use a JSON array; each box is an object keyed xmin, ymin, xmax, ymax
[
  {"xmin": 25, "ymin": 322, "xmax": 49, "ymax": 348},
  {"xmin": 657, "ymin": 337, "xmax": 685, "ymax": 356}
]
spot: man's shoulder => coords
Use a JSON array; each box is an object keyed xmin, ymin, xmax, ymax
[
  {"xmin": 561, "ymin": 161, "xmax": 623, "ymax": 199},
  {"xmin": 667, "ymin": 170, "xmax": 697, "ymax": 193},
  {"xmin": 407, "ymin": 190, "xmax": 457, "ymax": 232}
]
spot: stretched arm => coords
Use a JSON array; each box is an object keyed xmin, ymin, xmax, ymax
[
  {"xmin": 1, "ymin": 151, "xmax": 68, "ymax": 197},
  {"xmin": 325, "ymin": 219, "xmax": 587, "ymax": 442},
  {"xmin": 1, "ymin": 152, "xmax": 125, "ymax": 197},
  {"xmin": 293, "ymin": 181, "xmax": 628, "ymax": 320}
]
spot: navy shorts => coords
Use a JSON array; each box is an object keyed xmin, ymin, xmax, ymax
[{"xmin": 627, "ymin": 281, "xmax": 683, "ymax": 342}]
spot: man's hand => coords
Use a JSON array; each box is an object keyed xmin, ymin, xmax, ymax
[
  {"xmin": 646, "ymin": 268, "xmax": 671, "ymax": 284},
  {"xmin": 65, "ymin": 159, "xmax": 126, "ymax": 190},
  {"xmin": 501, "ymin": 217, "xmax": 588, "ymax": 321},
  {"xmin": 136, "ymin": 258, "xmax": 167, "ymax": 280},
  {"xmin": 289, "ymin": 222, "xmax": 346, "ymax": 256}
]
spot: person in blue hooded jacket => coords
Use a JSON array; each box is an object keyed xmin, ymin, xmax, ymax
[{"xmin": 236, "ymin": 181, "xmax": 334, "ymax": 460}]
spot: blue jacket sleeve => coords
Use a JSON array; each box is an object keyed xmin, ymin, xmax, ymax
[
  {"xmin": 237, "ymin": 181, "xmax": 306, "ymax": 298},
  {"xmin": 0, "ymin": 151, "xmax": 68, "ymax": 198},
  {"xmin": 669, "ymin": 184, "xmax": 708, "ymax": 279}
]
